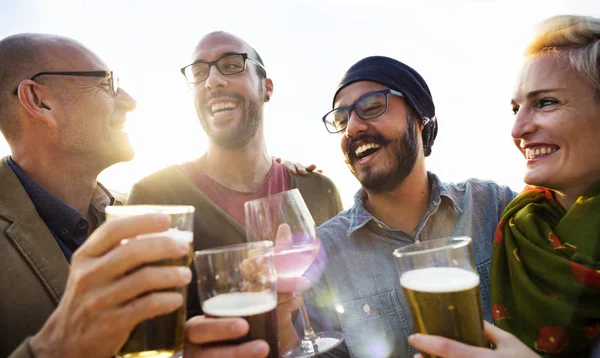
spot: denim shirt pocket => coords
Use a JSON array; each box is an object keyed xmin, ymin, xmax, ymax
[
  {"xmin": 476, "ymin": 259, "xmax": 492, "ymax": 323},
  {"xmin": 335, "ymin": 290, "xmax": 413, "ymax": 358}
]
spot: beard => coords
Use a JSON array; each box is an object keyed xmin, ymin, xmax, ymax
[
  {"xmin": 345, "ymin": 115, "xmax": 419, "ymax": 193},
  {"xmin": 199, "ymin": 89, "xmax": 263, "ymax": 150}
]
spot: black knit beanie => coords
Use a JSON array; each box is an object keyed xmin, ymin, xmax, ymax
[{"xmin": 333, "ymin": 56, "xmax": 438, "ymax": 156}]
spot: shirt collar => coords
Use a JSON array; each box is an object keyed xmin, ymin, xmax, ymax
[
  {"xmin": 7, "ymin": 156, "xmax": 114, "ymax": 238},
  {"xmin": 347, "ymin": 171, "xmax": 462, "ymax": 236}
]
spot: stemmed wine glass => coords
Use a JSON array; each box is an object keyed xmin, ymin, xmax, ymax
[{"xmin": 245, "ymin": 189, "xmax": 344, "ymax": 358}]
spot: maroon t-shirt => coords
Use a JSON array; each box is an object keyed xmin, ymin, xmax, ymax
[{"xmin": 181, "ymin": 159, "xmax": 291, "ymax": 226}]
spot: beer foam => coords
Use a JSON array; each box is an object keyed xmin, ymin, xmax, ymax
[
  {"xmin": 203, "ymin": 291, "xmax": 277, "ymax": 317},
  {"xmin": 400, "ymin": 267, "xmax": 480, "ymax": 293},
  {"xmin": 136, "ymin": 228, "xmax": 193, "ymax": 244}
]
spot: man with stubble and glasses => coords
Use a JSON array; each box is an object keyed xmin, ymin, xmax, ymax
[
  {"xmin": 0, "ymin": 33, "xmax": 273, "ymax": 358},
  {"xmin": 126, "ymin": 31, "xmax": 342, "ymax": 357},
  {"xmin": 274, "ymin": 56, "xmax": 517, "ymax": 358}
]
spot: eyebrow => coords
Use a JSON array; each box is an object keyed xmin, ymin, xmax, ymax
[
  {"xmin": 194, "ymin": 51, "xmax": 243, "ymax": 63},
  {"xmin": 511, "ymin": 88, "xmax": 567, "ymax": 106}
]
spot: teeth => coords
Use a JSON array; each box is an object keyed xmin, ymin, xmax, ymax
[
  {"xmin": 355, "ymin": 143, "xmax": 381, "ymax": 156},
  {"xmin": 210, "ymin": 102, "xmax": 238, "ymax": 114},
  {"xmin": 525, "ymin": 146, "xmax": 557, "ymax": 159}
]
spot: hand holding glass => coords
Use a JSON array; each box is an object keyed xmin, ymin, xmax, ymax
[
  {"xmin": 105, "ymin": 205, "xmax": 195, "ymax": 358},
  {"xmin": 394, "ymin": 236, "xmax": 487, "ymax": 358},
  {"xmin": 244, "ymin": 189, "xmax": 344, "ymax": 358},
  {"xmin": 194, "ymin": 241, "xmax": 279, "ymax": 358}
]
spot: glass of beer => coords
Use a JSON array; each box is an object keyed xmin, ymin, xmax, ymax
[
  {"xmin": 393, "ymin": 236, "xmax": 486, "ymax": 358},
  {"xmin": 194, "ymin": 241, "xmax": 279, "ymax": 358},
  {"xmin": 105, "ymin": 205, "xmax": 195, "ymax": 358}
]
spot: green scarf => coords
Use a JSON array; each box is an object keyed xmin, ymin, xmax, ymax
[{"xmin": 491, "ymin": 183, "xmax": 600, "ymax": 357}]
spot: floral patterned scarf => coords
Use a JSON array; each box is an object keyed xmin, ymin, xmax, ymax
[{"xmin": 491, "ymin": 184, "xmax": 600, "ymax": 357}]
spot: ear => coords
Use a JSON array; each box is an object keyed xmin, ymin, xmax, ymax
[
  {"xmin": 264, "ymin": 78, "xmax": 274, "ymax": 102},
  {"xmin": 17, "ymin": 80, "xmax": 59, "ymax": 128}
]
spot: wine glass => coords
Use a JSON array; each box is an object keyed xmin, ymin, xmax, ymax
[{"xmin": 245, "ymin": 189, "xmax": 344, "ymax": 358}]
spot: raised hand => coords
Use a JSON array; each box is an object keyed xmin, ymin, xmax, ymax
[
  {"xmin": 29, "ymin": 213, "xmax": 192, "ymax": 358},
  {"xmin": 184, "ymin": 316, "xmax": 270, "ymax": 358},
  {"xmin": 409, "ymin": 321, "xmax": 540, "ymax": 358},
  {"xmin": 274, "ymin": 157, "xmax": 321, "ymax": 175}
]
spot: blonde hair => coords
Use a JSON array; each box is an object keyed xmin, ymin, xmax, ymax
[{"xmin": 525, "ymin": 15, "xmax": 600, "ymax": 95}]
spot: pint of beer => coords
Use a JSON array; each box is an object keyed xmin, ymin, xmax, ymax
[
  {"xmin": 106, "ymin": 205, "xmax": 195, "ymax": 358},
  {"xmin": 194, "ymin": 241, "xmax": 279, "ymax": 358},
  {"xmin": 394, "ymin": 237, "xmax": 486, "ymax": 358}
]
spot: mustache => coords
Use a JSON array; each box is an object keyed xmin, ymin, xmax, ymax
[
  {"xmin": 345, "ymin": 134, "xmax": 390, "ymax": 160},
  {"xmin": 202, "ymin": 91, "xmax": 244, "ymax": 107}
]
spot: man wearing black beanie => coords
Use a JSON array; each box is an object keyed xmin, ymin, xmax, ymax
[{"xmin": 279, "ymin": 56, "xmax": 517, "ymax": 357}]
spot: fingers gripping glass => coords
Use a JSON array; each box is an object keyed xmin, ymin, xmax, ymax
[
  {"xmin": 13, "ymin": 71, "xmax": 118, "ymax": 96},
  {"xmin": 322, "ymin": 88, "xmax": 404, "ymax": 134},
  {"xmin": 180, "ymin": 53, "xmax": 266, "ymax": 84},
  {"xmin": 245, "ymin": 189, "xmax": 344, "ymax": 358},
  {"xmin": 394, "ymin": 237, "xmax": 487, "ymax": 358}
]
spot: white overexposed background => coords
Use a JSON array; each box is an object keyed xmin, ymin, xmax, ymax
[{"xmin": 1, "ymin": 0, "xmax": 598, "ymax": 208}]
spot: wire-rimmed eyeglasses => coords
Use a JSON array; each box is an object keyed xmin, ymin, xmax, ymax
[{"xmin": 12, "ymin": 71, "xmax": 118, "ymax": 96}]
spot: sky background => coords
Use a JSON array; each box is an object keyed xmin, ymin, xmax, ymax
[{"xmin": 1, "ymin": 0, "xmax": 598, "ymax": 208}]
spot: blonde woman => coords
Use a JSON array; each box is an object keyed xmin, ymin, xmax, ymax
[{"xmin": 410, "ymin": 15, "xmax": 600, "ymax": 358}]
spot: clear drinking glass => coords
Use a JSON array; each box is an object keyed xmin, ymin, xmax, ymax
[
  {"xmin": 244, "ymin": 189, "xmax": 344, "ymax": 358},
  {"xmin": 194, "ymin": 241, "xmax": 279, "ymax": 358},
  {"xmin": 393, "ymin": 237, "xmax": 487, "ymax": 358},
  {"xmin": 105, "ymin": 205, "xmax": 195, "ymax": 358}
]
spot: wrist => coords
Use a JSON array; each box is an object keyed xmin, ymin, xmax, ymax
[
  {"xmin": 30, "ymin": 320, "xmax": 60, "ymax": 358},
  {"xmin": 278, "ymin": 321, "xmax": 299, "ymax": 352},
  {"xmin": 29, "ymin": 334, "xmax": 47, "ymax": 358}
]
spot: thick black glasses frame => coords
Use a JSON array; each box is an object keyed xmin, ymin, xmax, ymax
[
  {"xmin": 180, "ymin": 53, "xmax": 266, "ymax": 84},
  {"xmin": 322, "ymin": 88, "xmax": 405, "ymax": 134},
  {"xmin": 13, "ymin": 71, "xmax": 117, "ymax": 96}
]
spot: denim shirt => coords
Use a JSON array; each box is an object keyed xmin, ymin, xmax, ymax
[{"xmin": 302, "ymin": 172, "xmax": 516, "ymax": 358}]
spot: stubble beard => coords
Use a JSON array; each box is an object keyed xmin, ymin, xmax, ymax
[
  {"xmin": 200, "ymin": 89, "xmax": 264, "ymax": 150},
  {"xmin": 348, "ymin": 115, "xmax": 419, "ymax": 193}
]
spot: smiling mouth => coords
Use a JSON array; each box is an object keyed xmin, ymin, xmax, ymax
[
  {"xmin": 210, "ymin": 102, "xmax": 238, "ymax": 117},
  {"xmin": 525, "ymin": 146, "xmax": 558, "ymax": 159},
  {"xmin": 354, "ymin": 143, "xmax": 382, "ymax": 160}
]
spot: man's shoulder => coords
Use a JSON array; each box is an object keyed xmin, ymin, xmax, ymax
[
  {"xmin": 0, "ymin": 158, "xmax": 34, "ymax": 220},
  {"xmin": 295, "ymin": 171, "xmax": 338, "ymax": 190},
  {"xmin": 443, "ymin": 177, "xmax": 514, "ymax": 195},
  {"xmin": 440, "ymin": 177, "xmax": 518, "ymax": 207},
  {"xmin": 134, "ymin": 165, "xmax": 185, "ymax": 187},
  {"xmin": 317, "ymin": 207, "xmax": 353, "ymax": 236}
]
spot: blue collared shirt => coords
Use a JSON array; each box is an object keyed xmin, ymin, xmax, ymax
[
  {"xmin": 302, "ymin": 172, "xmax": 516, "ymax": 358},
  {"xmin": 7, "ymin": 157, "xmax": 114, "ymax": 262}
]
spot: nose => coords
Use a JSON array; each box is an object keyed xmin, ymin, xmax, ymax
[
  {"xmin": 511, "ymin": 105, "xmax": 536, "ymax": 141},
  {"xmin": 116, "ymin": 89, "xmax": 137, "ymax": 112},
  {"xmin": 205, "ymin": 65, "xmax": 227, "ymax": 91},
  {"xmin": 345, "ymin": 109, "xmax": 368, "ymax": 139}
]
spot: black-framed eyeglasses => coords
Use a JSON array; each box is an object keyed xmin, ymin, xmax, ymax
[
  {"xmin": 12, "ymin": 71, "xmax": 118, "ymax": 96},
  {"xmin": 180, "ymin": 53, "xmax": 266, "ymax": 84},
  {"xmin": 322, "ymin": 88, "xmax": 405, "ymax": 134}
]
